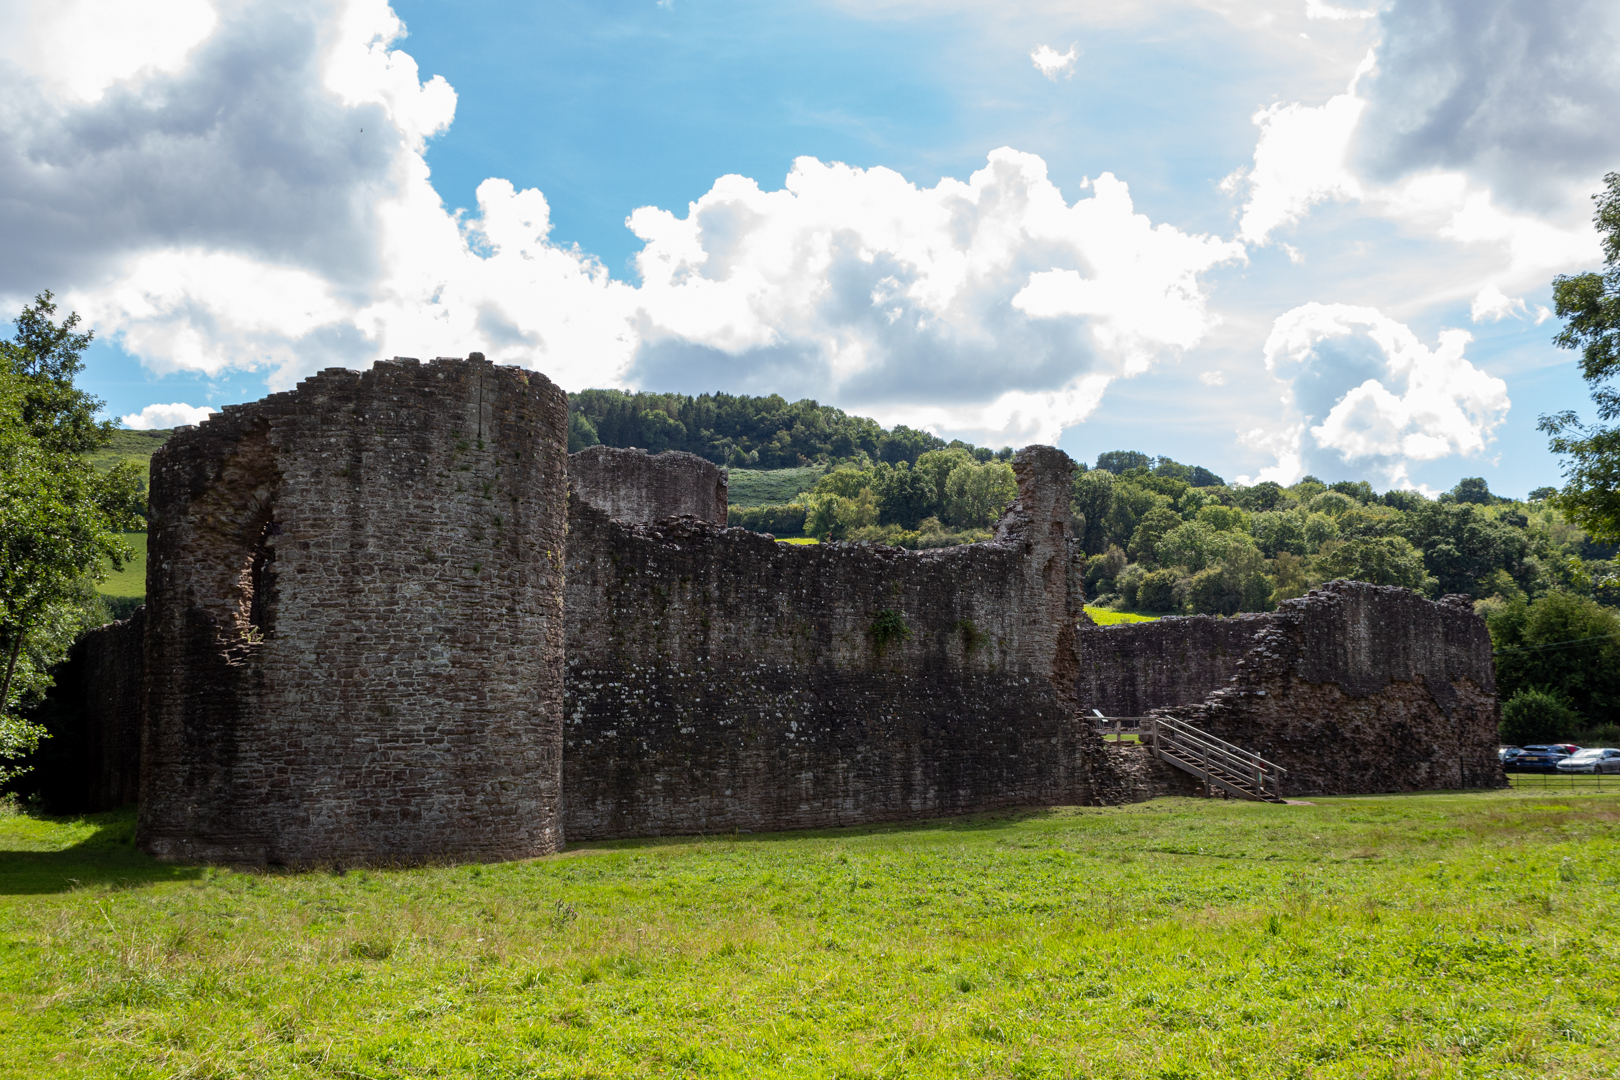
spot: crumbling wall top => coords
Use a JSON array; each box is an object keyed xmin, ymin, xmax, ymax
[{"xmin": 569, "ymin": 445, "xmax": 727, "ymax": 525}]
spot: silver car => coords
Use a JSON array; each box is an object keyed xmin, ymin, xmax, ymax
[{"xmin": 1555, "ymin": 748, "xmax": 1620, "ymax": 774}]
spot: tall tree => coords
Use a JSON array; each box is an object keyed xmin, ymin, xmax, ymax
[
  {"xmin": 0, "ymin": 294, "xmax": 143, "ymax": 781},
  {"xmin": 1543, "ymin": 172, "xmax": 1620, "ymax": 541}
]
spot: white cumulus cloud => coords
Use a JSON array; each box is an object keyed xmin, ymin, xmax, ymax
[
  {"xmin": 0, "ymin": 1, "xmax": 1242, "ymax": 449},
  {"xmin": 1256, "ymin": 302, "xmax": 1509, "ymax": 487},
  {"xmin": 1469, "ymin": 284, "xmax": 1527, "ymax": 323},
  {"xmin": 1230, "ymin": 50, "xmax": 1599, "ymax": 279},
  {"xmin": 121, "ymin": 402, "xmax": 217, "ymax": 430},
  {"xmin": 1305, "ymin": 0, "xmax": 1377, "ymax": 20},
  {"xmin": 1030, "ymin": 43, "xmax": 1078, "ymax": 80},
  {"xmin": 0, "ymin": 0, "xmax": 633, "ymax": 394},
  {"xmin": 625, "ymin": 150, "xmax": 1245, "ymax": 446}
]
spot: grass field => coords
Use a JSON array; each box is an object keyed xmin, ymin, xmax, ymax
[
  {"xmin": 1, "ymin": 790, "xmax": 1616, "ymax": 1078},
  {"xmin": 725, "ymin": 466, "xmax": 825, "ymax": 508},
  {"xmin": 87, "ymin": 428, "xmax": 173, "ymax": 476},
  {"xmin": 1083, "ymin": 606, "xmax": 1160, "ymax": 625},
  {"xmin": 777, "ymin": 537, "xmax": 821, "ymax": 545},
  {"xmin": 95, "ymin": 532, "xmax": 147, "ymax": 600}
]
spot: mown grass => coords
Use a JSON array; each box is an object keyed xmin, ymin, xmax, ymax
[
  {"xmin": 777, "ymin": 537, "xmax": 821, "ymax": 546},
  {"xmin": 725, "ymin": 466, "xmax": 826, "ymax": 508},
  {"xmin": 96, "ymin": 531, "xmax": 147, "ymax": 600},
  {"xmin": 1, "ymin": 792, "xmax": 1616, "ymax": 1078},
  {"xmin": 1084, "ymin": 606, "xmax": 1160, "ymax": 625}
]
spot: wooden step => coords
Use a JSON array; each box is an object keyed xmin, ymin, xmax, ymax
[{"xmin": 1154, "ymin": 738, "xmax": 1287, "ymax": 804}]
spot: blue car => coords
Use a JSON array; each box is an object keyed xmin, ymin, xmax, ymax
[{"xmin": 1508, "ymin": 744, "xmax": 1581, "ymax": 773}]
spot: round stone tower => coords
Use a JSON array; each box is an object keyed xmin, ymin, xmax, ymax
[{"xmin": 137, "ymin": 356, "xmax": 569, "ymax": 865}]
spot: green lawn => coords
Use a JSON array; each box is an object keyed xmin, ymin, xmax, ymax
[
  {"xmin": 1084, "ymin": 606, "xmax": 1160, "ymax": 625},
  {"xmin": 725, "ymin": 466, "xmax": 825, "ymax": 508},
  {"xmin": 87, "ymin": 428, "xmax": 172, "ymax": 476},
  {"xmin": 96, "ymin": 531, "xmax": 146, "ymax": 600},
  {"xmin": 1, "ymin": 791, "xmax": 1615, "ymax": 1077}
]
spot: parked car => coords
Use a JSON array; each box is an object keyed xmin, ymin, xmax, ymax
[
  {"xmin": 1555, "ymin": 748, "xmax": 1620, "ymax": 774},
  {"xmin": 1499, "ymin": 746, "xmax": 1524, "ymax": 763},
  {"xmin": 1508, "ymin": 744, "xmax": 1582, "ymax": 773}
]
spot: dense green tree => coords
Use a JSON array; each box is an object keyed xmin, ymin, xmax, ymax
[
  {"xmin": 912, "ymin": 448, "xmax": 975, "ymax": 508},
  {"xmin": 1071, "ymin": 469, "xmax": 1116, "ymax": 555},
  {"xmin": 1251, "ymin": 510, "xmax": 1309, "ymax": 558},
  {"xmin": 873, "ymin": 463, "xmax": 934, "ymax": 530},
  {"xmin": 1, "ymin": 295, "xmax": 144, "ymax": 781},
  {"xmin": 1448, "ymin": 477, "xmax": 1497, "ymax": 505},
  {"xmin": 1499, "ymin": 688, "xmax": 1585, "ymax": 745},
  {"xmin": 1316, "ymin": 536, "xmax": 1430, "ymax": 591},
  {"xmin": 1096, "ymin": 450, "xmax": 1152, "ymax": 474},
  {"xmin": 943, "ymin": 460, "xmax": 1016, "ymax": 528},
  {"xmin": 1487, "ymin": 592, "xmax": 1620, "ymax": 726},
  {"xmin": 1232, "ymin": 481, "xmax": 1288, "ymax": 512},
  {"xmin": 1397, "ymin": 503, "xmax": 1528, "ymax": 596},
  {"xmin": 1157, "ymin": 521, "xmax": 1221, "ymax": 572},
  {"xmin": 1543, "ymin": 171, "xmax": 1620, "ymax": 542},
  {"xmin": 1127, "ymin": 507, "xmax": 1184, "ymax": 565},
  {"xmin": 1180, "ymin": 540, "xmax": 1271, "ymax": 616}
]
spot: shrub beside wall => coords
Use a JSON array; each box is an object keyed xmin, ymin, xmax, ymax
[{"xmin": 727, "ymin": 503, "xmax": 808, "ymax": 536}]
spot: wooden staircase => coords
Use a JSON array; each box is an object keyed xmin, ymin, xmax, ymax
[{"xmin": 1092, "ymin": 711, "xmax": 1287, "ymax": 803}]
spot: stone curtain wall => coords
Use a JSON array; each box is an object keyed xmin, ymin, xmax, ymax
[
  {"xmin": 568, "ymin": 446, "xmax": 728, "ymax": 525},
  {"xmin": 561, "ymin": 446, "xmax": 1112, "ymax": 841},
  {"xmin": 1124, "ymin": 582, "xmax": 1504, "ymax": 795},
  {"xmin": 20, "ymin": 608, "xmax": 145, "ymax": 813},
  {"xmin": 1076, "ymin": 613, "xmax": 1270, "ymax": 719},
  {"xmin": 138, "ymin": 356, "xmax": 570, "ymax": 866}
]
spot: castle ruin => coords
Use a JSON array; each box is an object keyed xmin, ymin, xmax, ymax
[{"xmin": 21, "ymin": 356, "xmax": 1505, "ymax": 864}]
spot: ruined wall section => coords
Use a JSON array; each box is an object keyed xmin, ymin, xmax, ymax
[
  {"xmin": 568, "ymin": 445, "xmax": 727, "ymax": 525},
  {"xmin": 139, "ymin": 356, "xmax": 570, "ymax": 865},
  {"xmin": 18, "ymin": 608, "xmax": 145, "ymax": 813},
  {"xmin": 1076, "ymin": 614, "xmax": 1269, "ymax": 718},
  {"xmin": 1161, "ymin": 581, "xmax": 1504, "ymax": 795},
  {"xmin": 562, "ymin": 446, "xmax": 1114, "ymax": 841}
]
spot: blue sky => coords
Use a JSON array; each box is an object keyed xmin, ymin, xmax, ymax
[{"xmin": 3, "ymin": 0, "xmax": 1617, "ymax": 496}]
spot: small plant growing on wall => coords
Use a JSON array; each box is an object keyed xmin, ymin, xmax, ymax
[
  {"xmin": 956, "ymin": 618, "xmax": 987, "ymax": 657},
  {"xmin": 868, "ymin": 609, "xmax": 911, "ymax": 658}
]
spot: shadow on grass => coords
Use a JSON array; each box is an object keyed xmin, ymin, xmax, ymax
[
  {"xmin": 559, "ymin": 804, "xmax": 1129, "ymax": 854},
  {"xmin": 0, "ymin": 807, "xmax": 202, "ymax": 895}
]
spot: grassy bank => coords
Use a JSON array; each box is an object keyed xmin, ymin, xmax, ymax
[
  {"xmin": 95, "ymin": 531, "xmax": 147, "ymax": 602},
  {"xmin": 0, "ymin": 791, "xmax": 1615, "ymax": 1077},
  {"xmin": 725, "ymin": 466, "xmax": 825, "ymax": 508}
]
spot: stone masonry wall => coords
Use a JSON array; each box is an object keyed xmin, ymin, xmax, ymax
[
  {"xmin": 561, "ymin": 446, "xmax": 1116, "ymax": 841},
  {"xmin": 19, "ymin": 608, "xmax": 145, "ymax": 813},
  {"xmin": 568, "ymin": 445, "xmax": 728, "ymax": 525},
  {"xmin": 138, "ymin": 356, "xmax": 570, "ymax": 866},
  {"xmin": 1075, "ymin": 613, "xmax": 1269, "ymax": 719},
  {"xmin": 1156, "ymin": 581, "xmax": 1504, "ymax": 795}
]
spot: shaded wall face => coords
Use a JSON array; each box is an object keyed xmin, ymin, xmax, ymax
[
  {"xmin": 18, "ymin": 609, "xmax": 145, "ymax": 813},
  {"xmin": 1171, "ymin": 583, "xmax": 1504, "ymax": 796},
  {"xmin": 568, "ymin": 446, "xmax": 727, "ymax": 525},
  {"xmin": 561, "ymin": 446, "xmax": 1107, "ymax": 841},
  {"xmin": 1076, "ymin": 615, "xmax": 1270, "ymax": 718},
  {"xmin": 139, "ymin": 358, "xmax": 570, "ymax": 865}
]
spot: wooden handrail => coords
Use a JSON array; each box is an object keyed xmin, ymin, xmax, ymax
[{"xmin": 1147, "ymin": 714, "xmax": 1287, "ymax": 801}]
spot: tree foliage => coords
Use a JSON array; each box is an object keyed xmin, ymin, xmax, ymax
[
  {"xmin": 1, "ymin": 294, "xmax": 143, "ymax": 781},
  {"xmin": 567, "ymin": 388, "xmax": 1015, "ymax": 470},
  {"xmin": 1544, "ymin": 171, "xmax": 1620, "ymax": 542},
  {"xmin": 1486, "ymin": 592, "xmax": 1620, "ymax": 729}
]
